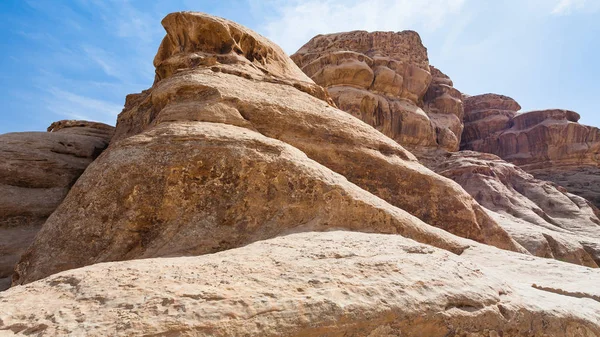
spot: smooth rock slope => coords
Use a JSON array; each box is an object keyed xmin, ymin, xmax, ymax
[{"xmin": 2, "ymin": 232, "xmax": 600, "ymax": 336}]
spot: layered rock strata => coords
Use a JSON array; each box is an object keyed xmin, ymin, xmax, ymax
[
  {"xmin": 420, "ymin": 150, "xmax": 600, "ymax": 267},
  {"xmin": 291, "ymin": 31, "xmax": 463, "ymax": 152},
  {"xmin": 0, "ymin": 121, "xmax": 113, "ymax": 290},
  {"xmin": 462, "ymin": 94, "xmax": 600, "ymax": 208},
  {"xmin": 13, "ymin": 12, "xmax": 521, "ymax": 285}
]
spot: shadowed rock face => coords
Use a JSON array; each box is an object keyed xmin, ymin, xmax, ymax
[
  {"xmin": 13, "ymin": 12, "xmax": 522, "ymax": 286},
  {"xmin": 462, "ymin": 94, "xmax": 600, "ymax": 208},
  {"xmin": 0, "ymin": 121, "xmax": 113, "ymax": 291},
  {"xmin": 291, "ymin": 31, "xmax": 464, "ymax": 152}
]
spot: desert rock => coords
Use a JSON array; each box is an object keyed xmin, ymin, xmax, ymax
[
  {"xmin": 0, "ymin": 121, "xmax": 113, "ymax": 291},
  {"xmin": 12, "ymin": 121, "xmax": 467, "ymax": 285},
  {"xmin": 292, "ymin": 32, "xmax": 464, "ymax": 151},
  {"xmin": 462, "ymin": 94, "xmax": 600, "ymax": 208},
  {"xmin": 420, "ymin": 150, "xmax": 600, "ymax": 267},
  {"xmin": 12, "ymin": 12, "xmax": 523, "ymax": 285},
  {"xmin": 2, "ymin": 231, "xmax": 600, "ymax": 336}
]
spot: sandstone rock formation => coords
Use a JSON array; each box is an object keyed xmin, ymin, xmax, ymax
[
  {"xmin": 462, "ymin": 94, "xmax": 600, "ymax": 208},
  {"xmin": 0, "ymin": 121, "xmax": 113, "ymax": 291},
  {"xmin": 2, "ymin": 231, "xmax": 600, "ymax": 336},
  {"xmin": 12, "ymin": 12, "xmax": 523, "ymax": 285},
  {"xmin": 292, "ymin": 31, "xmax": 600, "ymax": 269},
  {"xmin": 291, "ymin": 32, "xmax": 463, "ymax": 152},
  {"xmin": 420, "ymin": 150, "xmax": 600, "ymax": 267},
  {"xmin": 3, "ymin": 10, "xmax": 600, "ymax": 336}
]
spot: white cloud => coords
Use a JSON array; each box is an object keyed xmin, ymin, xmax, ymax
[
  {"xmin": 552, "ymin": 0, "xmax": 599, "ymax": 14},
  {"xmin": 45, "ymin": 88, "xmax": 122, "ymax": 124},
  {"xmin": 256, "ymin": 0, "xmax": 466, "ymax": 54}
]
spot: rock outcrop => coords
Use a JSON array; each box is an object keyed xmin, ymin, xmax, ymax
[
  {"xmin": 0, "ymin": 121, "xmax": 113, "ymax": 291},
  {"xmin": 3, "ymin": 10, "xmax": 600, "ymax": 336},
  {"xmin": 2, "ymin": 231, "xmax": 600, "ymax": 336},
  {"xmin": 292, "ymin": 31, "xmax": 600, "ymax": 268},
  {"xmin": 12, "ymin": 12, "xmax": 522, "ymax": 285},
  {"xmin": 462, "ymin": 94, "xmax": 600, "ymax": 208},
  {"xmin": 291, "ymin": 31, "xmax": 464, "ymax": 152},
  {"xmin": 420, "ymin": 150, "xmax": 600, "ymax": 267}
]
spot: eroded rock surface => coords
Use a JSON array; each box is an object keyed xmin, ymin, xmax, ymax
[
  {"xmin": 0, "ymin": 121, "xmax": 113, "ymax": 290},
  {"xmin": 13, "ymin": 122, "xmax": 468, "ymax": 285},
  {"xmin": 11, "ymin": 12, "xmax": 524, "ymax": 285},
  {"xmin": 462, "ymin": 94, "xmax": 600, "ymax": 208},
  {"xmin": 291, "ymin": 31, "xmax": 464, "ymax": 151},
  {"xmin": 2, "ymin": 232, "xmax": 600, "ymax": 336},
  {"xmin": 420, "ymin": 150, "xmax": 600, "ymax": 267}
]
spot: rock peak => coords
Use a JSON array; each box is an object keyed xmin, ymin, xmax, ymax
[{"xmin": 153, "ymin": 11, "xmax": 311, "ymax": 83}]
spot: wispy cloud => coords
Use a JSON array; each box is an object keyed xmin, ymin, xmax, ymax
[
  {"xmin": 45, "ymin": 87, "xmax": 123, "ymax": 123},
  {"xmin": 255, "ymin": 0, "xmax": 466, "ymax": 54},
  {"xmin": 552, "ymin": 0, "xmax": 600, "ymax": 14}
]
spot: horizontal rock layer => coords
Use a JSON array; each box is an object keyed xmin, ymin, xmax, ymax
[
  {"xmin": 292, "ymin": 32, "xmax": 464, "ymax": 152},
  {"xmin": 0, "ymin": 121, "xmax": 113, "ymax": 290},
  {"xmin": 462, "ymin": 94, "xmax": 600, "ymax": 208}
]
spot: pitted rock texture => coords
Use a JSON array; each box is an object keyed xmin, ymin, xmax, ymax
[
  {"xmin": 419, "ymin": 150, "xmax": 600, "ymax": 267},
  {"xmin": 0, "ymin": 121, "xmax": 113, "ymax": 290},
  {"xmin": 292, "ymin": 32, "xmax": 464, "ymax": 151},
  {"xmin": 12, "ymin": 122, "xmax": 467, "ymax": 285},
  {"xmin": 2, "ymin": 232, "xmax": 600, "ymax": 336},
  {"xmin": 462, "ymin": 93, "xmax": 600, "ymax": 208},
  {"xmin": 14, "ymin": 12, "xmax": 523, "ymax": 285}
]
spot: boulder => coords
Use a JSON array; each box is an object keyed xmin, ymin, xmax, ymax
[
  {"xmin": 2, "ymin": 231, "xmax": 600, "ymax": 336},
  {"xmin": 0, "ymin": 121, "xmax": 113, "ymax": 290},
  {"xmin": 13, "ymin": 12, "xmax": 521, "ymax": 285}
]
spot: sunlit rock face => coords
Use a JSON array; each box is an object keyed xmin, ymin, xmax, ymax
[
  {"xmin": 462, "ymin": 93, "xmax": 600, "ymax": 208},
  {"xmin": 292, "ymin": 31, "xmax": 463, "ymax": 152},
  {"xmin": 13, "ymin": 12, "xmax": 519, "ymax": 286}
]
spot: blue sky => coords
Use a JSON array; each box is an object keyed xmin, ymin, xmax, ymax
[{"xmin": 1, "ymin": 0, "xmax": 599, "ymax": 134}]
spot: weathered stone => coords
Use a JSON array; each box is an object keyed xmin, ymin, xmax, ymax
[
  {"xmin": 13, "ymin": 12, "xmax": 522, "ymax": 285},
  {"xmin": 462, "ymin": 94, "xmax": 600, "ymax": 208},
  {"xmin": 12, "ymin": 122, "xmax": 466, "ymax": 285},
  {"xmin": 2, "ymin": 231, "xmax": 600, "ymax": 336},
  {"xmin": 292, "ymin": 33, "xmax": 464, "ymax": 151},
  {"xmin": 0, "ymin": 121, "xmax": 113, "ymax": 290},
  {"xmin": 419, "ymin": 149, "xmax": 600, "ymax": 267}
]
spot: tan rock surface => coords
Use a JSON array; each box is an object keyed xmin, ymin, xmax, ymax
[
  {"xmin": 13, "ymin": 11, "xmax": 524, "ymax": 285},
  {"xmin": 2, "ymin": 231, "xmax": 600, "ymax": 336},
  {"xmin": 13, "ymin": 122, "xmax": 467, "ymax": 285},
  {"xmin": 292, "ymin": 33, "xmax": 464, "ymax": 151},
  {"xmin": 420, "ymin": 150, "xmax": 600, "ymax": 267},
  {"xmin": 423, "ymin": 65, "xmax": 464, "ymax": 151},
  {"xmin": 462, "ymin": 94, "xmax": 600, "ymax": 208},
  {"xmin": 0, "ymin": 121, "xmax": 113, "ymax": 291}
]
